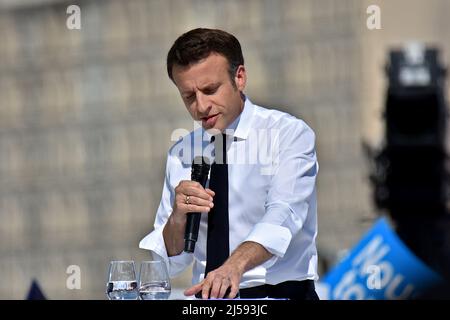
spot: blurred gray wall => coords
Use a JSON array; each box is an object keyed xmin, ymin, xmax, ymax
[{"xmin": 0, "ymin": 0, "xmax": 448, "ymax": 299}]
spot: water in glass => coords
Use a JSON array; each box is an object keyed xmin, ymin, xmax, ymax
[
  {"xmin": 138, "ymin": 261, "xmax": 171, "ymax": 300},
  {"xmin": 106, "ymin": 261, "xmax": 139, "ymax": 300}
]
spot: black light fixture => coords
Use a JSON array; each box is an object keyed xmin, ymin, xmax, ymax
[
  {"xmin": 367, "ymin": 43, "xmax": 450, "ymax": 285},
  {"xmin": 372, "ymin": 43, "xmax": 448, "ymax": 217},
  {"xmin": 385, "ymin": 43, "xmax": 447, "ymax": 149}
]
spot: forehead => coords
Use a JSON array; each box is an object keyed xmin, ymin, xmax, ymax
[{"xmin": 172, "ymin": 53, "xmax": 230, "ymax": 89}]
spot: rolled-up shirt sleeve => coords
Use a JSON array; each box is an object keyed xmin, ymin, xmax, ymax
[
  {"xmin": 244, "ymin": 120, "xmax": 318, "ymax": 260},
  {"xmin": 139, "ymin": 153, "xmax": 193, "ymax": 277}
]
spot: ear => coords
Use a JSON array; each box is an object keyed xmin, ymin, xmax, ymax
[{"xmin": 234, "ymin": 65, "xmax": 247, "ymax": 91}]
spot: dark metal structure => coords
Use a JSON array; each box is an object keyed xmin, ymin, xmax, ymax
[{"xmin": 370, "ymin": 43, "xmax": 450, "ymax": 282}]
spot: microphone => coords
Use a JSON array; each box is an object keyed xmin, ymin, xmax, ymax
[{"xmin": 184, "ymin": 156, "xmax": 211, "ymax": 253}]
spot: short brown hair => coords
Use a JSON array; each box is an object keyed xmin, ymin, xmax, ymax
[{"xmin": 167, "ymin": 28, "xmax": 244, "ymax": 83}]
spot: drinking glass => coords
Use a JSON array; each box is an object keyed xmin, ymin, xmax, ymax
[
  {"xmin": 106, "ymin": 260, "xmax": 139, "ymax": 300},
  {"xmin": 138, "ymin": 260, "xmax": 171, "ymax": 300}
]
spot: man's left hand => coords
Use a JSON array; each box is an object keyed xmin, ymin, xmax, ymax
[{"xmin": 184, "ymin": 263, "xmax": 243, "ymax": 299}]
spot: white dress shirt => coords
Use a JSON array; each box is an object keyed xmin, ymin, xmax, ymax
[{"xmin": 139, "ymin": 96, "xmax": 319, "ymax": 289}]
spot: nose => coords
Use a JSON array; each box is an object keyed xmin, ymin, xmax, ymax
[{"xmin": 196, "ymin": 92, "xmax": 211, "ymax": 115}]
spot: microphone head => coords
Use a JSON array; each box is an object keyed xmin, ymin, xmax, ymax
[{"xmin": 191, "ymin": 157, "xmax": 211, "ymax": 186}]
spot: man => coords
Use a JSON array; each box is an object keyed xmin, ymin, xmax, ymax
[{"xmin": 139, "ymin": 28, "xmax": 319, "ymax": 300}]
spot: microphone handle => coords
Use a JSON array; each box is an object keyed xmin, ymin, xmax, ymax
[
  {"xmin": 184, "ymin": 212, "xmax": 201, "ymax": 253},
  {"xmin": 184, "ymin": 159, "xmax": 210, "ymax": 253}
]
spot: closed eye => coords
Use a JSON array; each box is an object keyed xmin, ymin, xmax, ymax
[{"xmin": 202, "ymin": 84, "xmax": 220, "ymax": 95}]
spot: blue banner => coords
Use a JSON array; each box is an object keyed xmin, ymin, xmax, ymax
[{"xmin": 320, "ymin": 217, "xmax": 444, "ymax": 299}]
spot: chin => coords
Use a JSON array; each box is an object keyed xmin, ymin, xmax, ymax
[
  {"xmin": 206, "ymin": 127, "xmax": 224, "ymax": 135},
  {"xmin": 214, "ymin": 124, "xmax": 226, "ymax": 132}
]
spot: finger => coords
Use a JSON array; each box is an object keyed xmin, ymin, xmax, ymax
[
  {"xmin": 205, "ymin": 188, "xmax": 216, "ymax": 197},
  {"xmin": 184, "ymin": 282, "xmax": 203, "ymax": 297},
  {"xmin": 218, "ymin": 280, "xmax": 231, "ymax": 299},
  {"xmin": 227, "ymin": 283, "xmax": 239, "ymax": 299},
  {"xmin": 175, "ymin": 194, "xmax": 213, "ymax": 212},
  {"xmin": 209, "ymin": 279, "xmax": 222, "ymax": 299},
  {"xmin": 176, "ymin": 182, "xmax": 212, "ymax": 199},
  {"xmin": 180, "ymin": 195, "xmax": 214, "ymax": 208},
  {"xmin": 202, "ymin": 280, "xmax": 212, "ymax": 300},
  {"xmin": 182, "ymin": 203, "xmax": 211, "ymax": 213},
  {"xmin": 178, "ymin": 180, "xmax": 202, "ymax": 188},
  {"xmin": 184, "ymin": 186, "xmax": 214, "ymax": 201},
  {"xmin": 175, "ymin": 181, "xmax": 200, "ymax": 194}
]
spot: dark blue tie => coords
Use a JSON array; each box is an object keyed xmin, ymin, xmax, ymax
[{"xmin": 205, "ymin": 134, "xmax": 230, "ymax": 275}]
